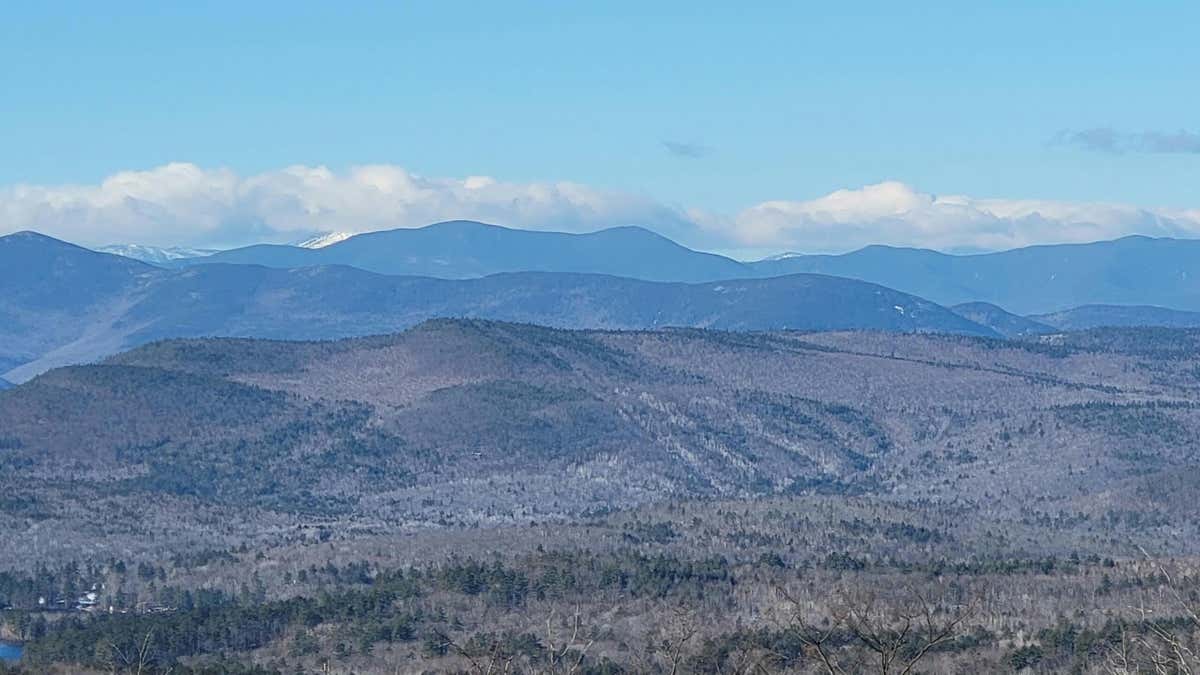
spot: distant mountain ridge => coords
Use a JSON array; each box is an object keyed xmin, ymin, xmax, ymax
[
  {"xmin": 753, "ymin": 235, "xmax": 1200, "ymax": 314},
  {"xmin": 9, "ymin": 225, "xmax": 1200, "ymax": 382},
  {"xmin": 97, "ymin": 243, "xmax": 219, "ymax": 265},
  {"xmin": 96, "ymin": 233, "xmax": 353, "ymax": 264},
  {"xmin": 0, "ymin": 230, "xmax": 996, "ymax": 383},
  {"xmin": 189, "ymin": 220, "xmax": 751, "ymax": 283},
  {"xmin": 174, "ymin": 221, "xmax": 1200, "ymax": 314},
  {"xmin": 1033, "ymin": 305, "xmax": 1200, "ymax": 330},
  {"xmin": 1, "ymin": 231, "xmax": 158, "ymax": 381},
  {"xmin": 950, "ymin": 302, "xmax": 1057, "ymax": 338}
]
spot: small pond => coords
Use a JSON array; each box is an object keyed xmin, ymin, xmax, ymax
[{"xmin": 0, "ymin": 639, "xmax": 22, "ymax": 663}]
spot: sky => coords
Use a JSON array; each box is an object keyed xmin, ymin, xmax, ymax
[{"xmin": 1, "ymin": 1, "xmax": 1198, "ymax": 257}]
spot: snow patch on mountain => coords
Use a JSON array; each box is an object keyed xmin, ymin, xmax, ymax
[
  {"xmin": 295, "ymin": 232, "xmax": 355, "ymax": 249},
  {"xmin": 96, "ymin": 244, "xmax": 218, "ymax": 265},
  {"xmin": 759, "ymin": 252, "xmax": 807, "ymax": 262}
]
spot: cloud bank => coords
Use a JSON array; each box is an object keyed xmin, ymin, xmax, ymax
[
  {"xmin": 0, "ymin": 163, "xmax": 697, "ymax": 249},
  {"xmin": 727, "ymin": 181, "xmax": 1200, "ymax": 253},
  {"xmin": 2, "ymin": 163, "xmax": 1199, "ymax": 255}
]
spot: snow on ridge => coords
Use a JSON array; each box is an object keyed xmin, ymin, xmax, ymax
[
  {"xmin": 760, "ymin": 252, "xmax": 806, "ymax": 262},
  {"xmin": 96, "ymin": 244, "xmax": 218, "ymax": 264},
  {"xmin": 295, "ymin": 232, "xmax": 355, "ymax": 249}
]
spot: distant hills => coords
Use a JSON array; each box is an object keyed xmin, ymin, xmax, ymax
[
  {"xmin": 1032, "ymin": 304, "xmax": 1200, "ymax": 331},
  {"xmin": 142, "ymin": 221, "xmax": 1200, "ymax": 314},
  {"xmin": 2, "ymin": 231, "xmax": 153, "ymax": 310},
  {"xmin": 0, "ymin": 232, "xmax": 155, "ymax": 379},
  {"xmin": 753, "ymin": 235, "xmax": 1200, "ymax": 315},
  {"xmin": 950, "ymin": 302, "xmax": 1056, "ymax": 338},
  {"xmin": 9, "ymin": 222, "xmax": 1200, "ymax": 382},
  {"xmin": 0, "ymin": 230, "xmax": 994, "ymax": 383},
  {"xmin": 950, "ymin": 301, "xmax": 1200, "ymax": 336},
  {"xmin": 186, "ymin": 220, "xmax": 750, "ymax": 283}
]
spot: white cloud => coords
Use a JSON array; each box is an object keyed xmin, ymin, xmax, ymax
[
  {"xmin": 728, "ymin": 181, "xmax": 1200, "ymax": 253},
  {"xmin": 0, "ymin": 163, "xmax": 696, "ymax": 249},
  {"xmin": 1, "ymin": 165, "xmax": 1198, "ymax": 255}
]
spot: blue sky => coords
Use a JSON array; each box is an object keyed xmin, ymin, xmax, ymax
[{"xmin": 2, "ymin": 1, "xmax": 1198, "ymax": 254}]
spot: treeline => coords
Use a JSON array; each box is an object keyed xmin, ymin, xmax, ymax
[
  {"xmin": 12, "ymin": 550, "xmax": 737, "ymax": 672},
  {"xmin": 6, "ymin": 547, "xmax": 1200, "ymax": 673},
  {"xmin": 0, "ymin": 560, "xmax": 104, "ymax": 611}
]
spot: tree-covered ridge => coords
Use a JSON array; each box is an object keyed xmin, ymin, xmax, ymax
[{"xmin": 3, "ymin": 320, "xmax": 1200, "ymax": 569}]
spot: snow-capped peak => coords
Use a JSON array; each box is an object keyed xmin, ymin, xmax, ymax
[{"xmin": 295, "ymin": 232, "xmax": 355, "ymax": 249}]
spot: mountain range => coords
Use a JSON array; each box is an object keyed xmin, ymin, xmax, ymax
[
  {"xmin": 755, "ymin": 235, "xmax": 1200, "ymax": 315},
  {"xmin": 7, "ymin": 220, "xmax": 1200, "ymax": 382},
  {"xmin": 139, "ymin": 221, "xmax": 1200, "ymax": 315},
  {"xmin": 0, "ymin": 230, "xmax": 994, "ymax": 383},
  {"xmin": 184, "ymin": 221, "xmax": 750, "ymax": 282}
]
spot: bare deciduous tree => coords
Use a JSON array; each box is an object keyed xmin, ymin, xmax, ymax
[
  {"xmin": 1103, "ymin": 550, "xmax": 1200, "ymax": 675},
  {"xmin": 634, "ymin": 606, "xmax": 701, "ymax": 675},
  {"xmin": 540, "ymin": 606, "xmax": 595, "ymax": 675},
  {"xmin": 779, "ymin": 585, "xmax": 976, "ymax": 675},
  {"xmin": 102, "ymin": 630, "xmax": 170, "ymax": 675},
  {"xmin": 429, "ymin": 606, "xmax": 594, "ymax": 675}
]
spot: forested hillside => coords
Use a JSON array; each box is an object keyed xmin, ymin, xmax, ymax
[
  {"xmin": 2, "ymin": 323, "xmax": 1200, "ymax": 672},
  {"xmin": 3, "ymin": 321, "xmax": 1199, "ymax": 563}
]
